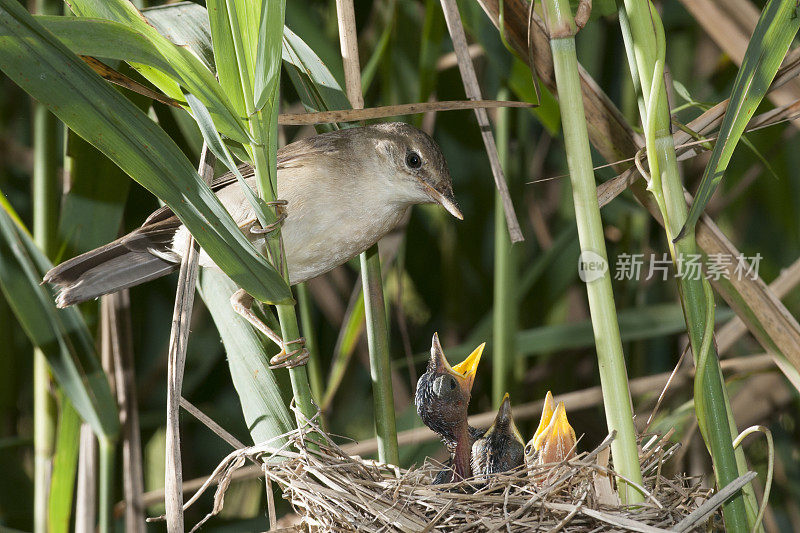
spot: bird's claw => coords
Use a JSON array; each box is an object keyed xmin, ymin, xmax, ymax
[
  {"xmin": 250, "ymin": 200, "xmax": 288, "ymax": 235},
  {"xmin": 269, "ymin": 337, "xmax": 309, "ymax": 369}
]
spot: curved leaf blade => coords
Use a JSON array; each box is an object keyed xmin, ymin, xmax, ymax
[
  {"xmin": 677, "ymin": 0, "xmax": 800, "ymax": 241},
  {"xmin": 253, "ymin": 0, "xmax": 285, "ymax": 112},
  {"xmin": 0, "ymin": 202, "xmax": 119, "ymax": 439},
  {"xmin": 185, "ymin": 92, "xmax": 273, "ymax": 226},
  {"xmin": 65, "ymin": 0, "xmax": 251, "ymax": 144},
  {"xmin": 0, "ymin": 0, "xmax": 292, "ymax": 304},
  {"xmin": 198, "ymin": 270, "xmax": 294, "ymax": 445}
]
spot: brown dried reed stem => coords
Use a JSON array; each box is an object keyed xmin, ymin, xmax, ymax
[
  {"xmin": 164, "ymin": 144, "xmax": 215, "ymax": 533},
  {"xmin": 440, "ymin": 0, "xmax": 524, "ymax": 243}
]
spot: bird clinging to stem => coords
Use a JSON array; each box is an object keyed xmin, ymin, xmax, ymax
[
  {"xmin": 415, "ymin": 333, "xmax": 484, "ymax": 481},
  {"xmin": 44, "ymin": 123, "xmax": 461, "ymax": 366}
]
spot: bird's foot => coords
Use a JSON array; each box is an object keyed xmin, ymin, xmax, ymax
[
  {"xmin": 230, "ymin": 289, "xmax": 310, "ymax": 369},
  {"xmin": 250, "ymin": 200, "xmax": 288, "ymax": 235},
  {"xmin": 230, "ymin": 288, "xmax": 284, "ymax": 346},
  {"xmin": 269, "ymin": 337, "xmax": 310, "ymax": 369}
]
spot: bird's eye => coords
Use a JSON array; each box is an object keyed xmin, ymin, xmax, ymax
[
  {"xmin": 405, "ymin": 151, "xmax": 422, "ymax": 169},
  {"xmin": 433, "ymin": 375, "xmax": 458, "ymax": 397},
  {"xmin": 525, "ymin": 443, "xmax": 533, "ymax": 455}
]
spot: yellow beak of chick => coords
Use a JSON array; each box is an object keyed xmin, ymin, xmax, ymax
[
  {"xmin": 526, "ymin": 391, "xmax": 577, "ymax": 466},
  {"xmin": 446, "ymin": 341, "xmax": 485, "ymax": 394}
]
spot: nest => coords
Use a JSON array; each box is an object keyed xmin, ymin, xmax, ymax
[{"xmin": 184, "ymin": 413, "xmax": 750, "ymax": 532}]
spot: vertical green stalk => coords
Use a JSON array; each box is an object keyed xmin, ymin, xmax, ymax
[
  {"xmin": 236, "ymin": 1, "xmax": 316, "ymax": 425},
  {"xmin": 275, "ymin": 303, "xmax": 317, "ymax": 421},
  {"xmin": 619, "ymin": 1, "xmax": 752, "ymax": 529},
  {"xmin": 492, "ymin": 87, "xmax": 517, "ymax": 406},
  {"xmin": 542, "ymin": 0, "xmax": 644, "ymax": 504},
  {"xmin": 361, "ymin": 246, "xmax": 399, "ymax": 465},
  {"xmin": 32, "ymin": 0, "xmax": 61, "ymax": 525},
  {"xmin": 334, "ymin": 0, "xmax": 399, "ymax": 466},
  {"xmin": 297, "ymin": 283, "xmax": 323, "ymax": 403},
  {"xmin": 97, "ymin": 436, "xmax": 114, "ymax": 533}
]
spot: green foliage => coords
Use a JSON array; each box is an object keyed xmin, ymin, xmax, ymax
[
  {"xmin": 0, "ymin": 203, "xmax": 119, "ymax": 439},
  {"xmin": 47, "ymin": 398, "xmax": 80, "ymax": 533},
  {"xmin": 198, "ymin": 271, "xmax": 294, "ymax": 445},
  {"xmin": 678, "ymin": 0, "xmax": 800, "ymax": 241}
]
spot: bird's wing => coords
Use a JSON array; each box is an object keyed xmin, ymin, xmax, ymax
[
  {"xmin": 276, "ymin": 133, "xmax": 343, "ymax": 169},
  {"xmin": 140, "ymin": 164, "xmax": 255, "ymax": 229},
  {"xmin": 140, "ymin": 134, "xmax": 342, "ymax": 229}
]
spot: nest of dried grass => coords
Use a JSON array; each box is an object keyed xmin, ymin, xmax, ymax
[{"xmin": 185, "ymin": 413, "xmax": 753, "ymax": 532}]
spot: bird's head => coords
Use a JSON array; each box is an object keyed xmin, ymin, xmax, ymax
[
  {"xmin": 485, "ymin": 393, "xmax": 525, "ymax": 445},
  {"xmin": 472, "ymin": 393, "xmax": 525, "ymax": 480},
  {"xmin": 525, "ymin": 391, "xmax": 577, "ymax": 466},
  {"xmin": 370, "ymin": 122, "xmax": 462, "ymax": 220},
  {"xmin": 415, "ymin": 333, "xmax": 484, "ymax": 440}
]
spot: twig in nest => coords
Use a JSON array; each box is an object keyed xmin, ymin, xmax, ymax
[{"xmin": 166, "ymin": 414, "xmax": 738, "ymax": 533}]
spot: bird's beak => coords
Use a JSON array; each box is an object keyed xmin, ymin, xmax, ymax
[
  {"xmin": 451, "ymin": 342, "xmax": 485, "ymax": 392},
  {"xmin": 531, "ymin": 391, "xmax": 556, "ymax": 446},
  {"xmin": 430, "ymin": 333, "xmax": 484, "ymax": 392},
  {"xmin": 422, "ymin": 182, "xmax": 463, "ymax": 220},
  {"xmin": 490, "ymin": 393, "xmax": 524, "ymax": 442},
  {"xmin": 531, "ymin": 397, "xmax": 576, "ymax": 464}
]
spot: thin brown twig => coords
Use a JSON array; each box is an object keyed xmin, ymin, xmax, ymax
[
  {"xmin": 440, "ymin": 0, "xmax": 524, "ymax": 243},
  {"xmin": 107, "ymin": 291, "xmax": 146, "ymax": 533},
  {"xmin": 279, "ymin": 100, "xmax": 533, "ymax": 124},
  {"xmin": 81, "ymin": 56, "xmax": 186, "ymax": 109},
  {"xmin": 180, "ymin": 397, "xmax": 245, "ymax": 450},
  {"xmin": 643, "ymin": 344, "xmax": 691, "ymax": 434},
  {"xmin": 164, "ymin": 144, "xmax": 215, "ymax": 533},
  {"xmin": 717, "ymin": 256, "xmax": 800, "ymax": 355}
]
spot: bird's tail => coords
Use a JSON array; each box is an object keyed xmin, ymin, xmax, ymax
[{"xmin": 44, "ymin": 221, "xmax": 181, "ymax": 307}]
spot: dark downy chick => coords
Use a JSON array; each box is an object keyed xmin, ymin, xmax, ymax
[
  {"xmin": 415, "ymin": 333, "xmax": 484, "ymax": 481},
  {"xmin": 471, "ymin": 393, "xmax": 525, "ymax": 482}
]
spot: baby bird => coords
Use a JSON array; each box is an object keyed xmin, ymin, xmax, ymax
[
  {"xmin": 525, "ymin": 391, "xmax": 577, "ymax": 467},
  {"xmin": 471, "ymin": 393, "xmax": 525, "ymax": 482},
  {"xmin": 415, "ymin": 333, "xmax": 484, "ymax": 481}
]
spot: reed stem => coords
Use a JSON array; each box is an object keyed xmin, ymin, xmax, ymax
[
  {"xmin": 542, "ymin": 0, "xmax": 644, "ymax": 503},
  {"xmin": 247, "ymin": 37, "xmax": 317, "ymax": 425},
  {"xmin": 97, "ymin": 436, "xmax": 114, "ymax": 533},
  {"xmin": 336, "ymin": 0, "xmax": 399, "ymax": 465},
  {"xmin": 619, "ymin": 1, "xmax": 752, "ymax": 529},
  {"xmin": 492, "ymin": 87, "xmax": 517, "ymax": 405},
  {"xmin": 361, "ymin": 246, "xmax": 400, "ymax": 464},
  {"xmin": 275, "ymin": 303, "xmax": 317, "ymax": 421},
  {"xmin": 32, "ymin": 0, "xmax": 61, "ymax": 522},
  {"xmin": 297, "ymin": 283, "xmax": 324, "ymax": 403}
]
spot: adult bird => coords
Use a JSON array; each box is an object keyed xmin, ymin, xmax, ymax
[
  {"xmin": 525, "ymin": 391, "xmax": 577, "ymax": 467},
  {"xmin": 44, "ymin": 123, "xmax": 461, "ymax": 364},
  {"xmin": 471, "ymin": 393, "xmax": 525, "ymax": 482},
  {"xmin": 415, "ymin": 333, "xmax": 484, "ymax": 482}
]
